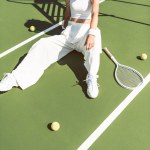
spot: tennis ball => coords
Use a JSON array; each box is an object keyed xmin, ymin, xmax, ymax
[
  {"xmin": 51, "ymin": 122, "xmax": 60, "ymax": 131},
  {"xmin": 29, "ymin": 26, "xmax": 36, "ymax": 32},
  {"xmin": 140, "ymin": 53, "xmax": 147, "ymax": 60}
]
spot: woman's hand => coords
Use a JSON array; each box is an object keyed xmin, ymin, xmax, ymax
[
  {"xmin": 84, "ymin": 35, "xmax": 95, "ymax": 50},
  {"xmin": 84, "ymin": 0, "xmax": 99, "ymax": 50}
]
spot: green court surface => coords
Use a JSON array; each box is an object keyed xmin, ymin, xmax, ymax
[{"xmin": 0, "ymin": 0, "xmax": 150, "ymax": 150}]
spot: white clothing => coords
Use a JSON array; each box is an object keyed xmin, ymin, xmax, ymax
[
  {"xmin": 12, "ymin": 21, "xmax": 102, "ymax": 90},
  {"xmin": 70, "ymin": 0, "xmax": 92, "ymax": 19}
]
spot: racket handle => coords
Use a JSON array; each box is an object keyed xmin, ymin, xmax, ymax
[{"xmin": 103, "ymin": 47, "xmax": 113, "ymax": 59}]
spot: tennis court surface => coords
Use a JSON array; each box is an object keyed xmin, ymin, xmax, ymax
[{"xmin": 0, "ymin": 0, "xmax": 150, "ymax": 149}]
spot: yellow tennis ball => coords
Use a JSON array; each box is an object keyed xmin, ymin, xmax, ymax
[
  {"xmin": 140, "ymin": 53, "xmax": 147, "ymax": 60},
  {"xmin": 51, "ymin": 122, "xmax": 60, "ymax": 131},
  {"xmin": 29, "ymin": 26, "xmax": 36, "ymax": 32}
]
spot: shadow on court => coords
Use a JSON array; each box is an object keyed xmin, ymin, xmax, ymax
[
  {"xmin": 0, "ymin": 51, "xmax": 89, "ymax": 98},
  {"xmin": 0, "ymin": 91, "xmax": 7, "ymax": 94},
  {"xmin": 11, "ymin": 51, "xmax": 89, "ymax": 98},
  {"xmin": 7, "ymin": 0, "xmax": 65, "ymax": 34},
  {"xmin": 99, "ymin": 12, "xmax": 150, "ymax": 26},
  {"xmin": 24, "ymin": 19, "xmax": 63, "ymax": 35},
  {"xmin": 109, "ymin": 0, "xmax": 150, "ymax": 8},
  {"xmin": 33, "ymin": 0, "xmax": 65, "ymax": 24},
  {"xmin": 4, "ymin": 0, "xmax": 89, "ymax": 98},
  {"xmin": 58, "ymin": 51, "xmax": 89, "ymax": 98}
]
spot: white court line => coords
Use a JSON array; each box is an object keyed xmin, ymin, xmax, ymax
[
  {"xmin": 77, "ymin": 73, "xmax": 150, "ymax": 150},
  {"xmin": 0, "ymin": 0, "xmax": 105, "ymax": 59},
  {"xmin": 99, "ymin": 0, "xmax": 106, "ymax": 3},
  {"xmin": 0, "ymin": 21, "xmax": 63, "ymax": 59}
]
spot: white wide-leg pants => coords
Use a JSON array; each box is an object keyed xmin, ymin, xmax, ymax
[{"xmin": 12, "ymin": 21, "xmax": 102, "ymax": 90}]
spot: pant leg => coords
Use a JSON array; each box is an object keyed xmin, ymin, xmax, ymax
[
  {"xmin": 75, "ymin": 28, "xmax": 102, "ymax": 76},
  {"xmin": 12, "ymin": 35, "xmax": 74, "ymax": 90}
]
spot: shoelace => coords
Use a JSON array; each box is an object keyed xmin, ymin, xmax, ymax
[{"xmin": 84, "ymin": 74, "xmax": 100, "ymax": 87}]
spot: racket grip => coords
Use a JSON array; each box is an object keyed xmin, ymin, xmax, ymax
[{"xmin": 103, "ymin": 47, "xmax": 113, "ymax": 59}]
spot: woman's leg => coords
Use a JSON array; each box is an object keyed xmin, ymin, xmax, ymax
[
  {"xmin": 0, "ymin": 35, "xmax": 73, "ymax": 91},
  {"xmin": 75, "ymin": 28, "xmax": 102, "ymax": 98},
  {"xmin": 13, "ymin": 35, "xmax": 74, "ymax": 90}
]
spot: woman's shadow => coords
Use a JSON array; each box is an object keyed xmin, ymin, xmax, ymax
[
  {"xmin": 24, "ymin": 19, "xmax": 63, "ymax": 35},
  {"xmin": 1, "ymin": 51, "xmax": 89, "ymax": 98},
  {"xmin": 58, "ymin": 51, "xmax": 89, "ymax": 98}
]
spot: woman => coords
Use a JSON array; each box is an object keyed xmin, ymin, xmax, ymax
[{"xmin": 0, "ymin": 0, "xmax": 102, "ymax": 98}]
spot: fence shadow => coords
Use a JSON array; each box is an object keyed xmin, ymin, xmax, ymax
[
  {"xmin": 34, "ymin": 0, "xmax": 65, "ymax": 24},
  {"xmin": 7, "ymin": 0, "xmax": 66, "ymax": 34}
]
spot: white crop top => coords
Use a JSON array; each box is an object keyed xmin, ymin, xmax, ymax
[{"xmin": 70, "ymin": 0, "xmax": 92, "ymax": 19}]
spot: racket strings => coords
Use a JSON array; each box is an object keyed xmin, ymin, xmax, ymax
[{"xmin": 116, "ymin": 65, "xmax": 143, "ymax": 89}]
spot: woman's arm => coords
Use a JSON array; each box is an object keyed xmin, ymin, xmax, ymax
[
  {"xmin": 85, "ymin": 0, "xmax": 99, "ymax": 50},
  {"xmin": 63, "ymin": 0, "xmax": 71, "ymax": 28},
  {"xmin": 90, "ymin": 0, "xmax": 99, "ymax": 29}
]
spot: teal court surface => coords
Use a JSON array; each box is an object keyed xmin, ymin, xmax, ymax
[{"xmin": 0, "ymin": 0, "xmax": 150, "ymax": 150}]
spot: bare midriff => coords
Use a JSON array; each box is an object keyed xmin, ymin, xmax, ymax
[{"xmin": 70, "ymin": 18, "xmax": 91, "ymax": 24}]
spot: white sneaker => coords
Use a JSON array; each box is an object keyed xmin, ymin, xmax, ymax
[
  {"xmin": 0, "ymin": 73, "xmax": 18, "ymax": 92},
  {"xmin": 85, "ymin": 74, "xmax": 99, "ymax": 99}
]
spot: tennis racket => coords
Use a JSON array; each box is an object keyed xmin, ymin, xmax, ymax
[{"xmin": 103, "ymin": 47, "xmax": 144, "ymax": 90}]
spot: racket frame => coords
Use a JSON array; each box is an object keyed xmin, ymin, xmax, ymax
[{"xmin": 103, "ymin": 47, "xmax": 144, "ymax": 90}]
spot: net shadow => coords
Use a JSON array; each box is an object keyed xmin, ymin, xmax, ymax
[
  {"xmin": 99, "ymin": 13, "xmax": 150, "ymax": 26},
  {"xmin": 109, "ymin": 0, "xmax": 150, "ymax": 8}
]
